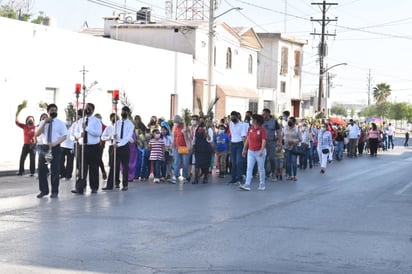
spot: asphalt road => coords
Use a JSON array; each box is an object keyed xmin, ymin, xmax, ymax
[{"xmin": 0, "ymin": 138, "xmax": 411, "ymax": 273}]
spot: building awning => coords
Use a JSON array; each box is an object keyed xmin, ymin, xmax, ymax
[{"xmin": 217, "ymin": 84, "xmax": 259, "ymax": 99}]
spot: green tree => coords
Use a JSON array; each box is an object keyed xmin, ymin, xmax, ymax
[
  {"xmin": 330, "ymin": 104, "xmax": 347, "ymax": 117},
  {"xmin": 30, "ymin": 11, "xmax": 44, "ymax": 24},
  {"xmin": 373, "ymin": 83, "xmax": 391, "ymax": 104},
  {"xmin": 359, "ymin": 105, "xmax": 376, "ymax": 118},
  {"xmin": 375, "ymin": 101, "xmax": 391, "ymax": 119},
  {"xmin": 0, "ymin": 1, "xmax": 31, "ymax": 21},
  {"xmin": 389, "ymin": 102, "xmax": 409, "ymax": 121},
  {"xmin": 0, "ymin": 5, "xmax": 17, "ymax": 18}
]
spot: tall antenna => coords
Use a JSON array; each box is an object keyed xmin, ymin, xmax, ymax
[{"xmin": 174, "ymin": 0, "xmax": 209, "ymax": 21}]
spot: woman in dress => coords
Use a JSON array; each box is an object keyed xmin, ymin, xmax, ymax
[{"xmin": 192, "ymin": 117, "xmax": 213, "ymax": 184}]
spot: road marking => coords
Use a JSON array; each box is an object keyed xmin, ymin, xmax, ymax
[{"xmin": 395, "ymin": 181, "xmax": 412, "ymax": 195}]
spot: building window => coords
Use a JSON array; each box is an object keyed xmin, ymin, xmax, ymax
[
  {"xmin": 248, "ymin": 54, "xmax": 253, "ymax": 74},
  {"xmin": 248, "ymin": 99, "xmax": 258, "ymax": 114},
  {"xmin": 263, "ymin": 100, "xmax": 271, "ymax": 110},
  {"xmin": 280, "ymin": 47, "xmax": 288, "ymax": 75},
  {"xmin": 294, "ymin": 51, "xmax": 301, "ymax": 76},
  {"xmin": 280, "ymin": 81, "xmax": 286, "ymax": 93},
  {"xmin": 226, "ymin": 47, "xmax": 232, "ymax": 69}
]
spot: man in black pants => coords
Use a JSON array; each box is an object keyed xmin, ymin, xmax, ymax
[
  {"xmin": 35, "ymin": 104, "xmax": 67, "ymax": 198},
  {"xmin": 72, "ymin": 103, "xmax": 102, "ymax": 194},
  {"xmin": 103, "ymin": 106, "xmax": 134, "ymax": 191}
]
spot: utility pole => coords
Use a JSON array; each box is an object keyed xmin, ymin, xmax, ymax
[
  {"xmin": 367, "ymin": 69, "xmax": 372, "ymax": 106},
  {"xmin": 206, "ymin": 0, "xmax": 216, "ymax": 114},
  {"xmin": 310, "ymin": 0, "xmax": 338, "ymax": 113}
]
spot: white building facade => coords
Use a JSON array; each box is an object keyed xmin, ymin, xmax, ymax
[{"xmin": 0, "ymin": 17, "xmax": 193, "ymax": 171}]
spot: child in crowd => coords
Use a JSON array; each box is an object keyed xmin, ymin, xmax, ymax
[
  {"xmin": 135, "ymin": 132, "xmax": 150, "ymax": 181},
  {"xmin": 160, "ymin": 125, "xmax": 173, "ymax": 180},
  {"xmin": 274, "ymin": 146, "xmax": 284, "ymax": 181},
  {"xmin": 213, "ymin": 124, "xmax": 231, "ymax": 178},
  {"xmin": 148, "ymin": 128, "xmax": 165, "ymax": 183}
]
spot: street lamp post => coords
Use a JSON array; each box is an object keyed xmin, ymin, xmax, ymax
[
  {"xmin": 317, "ymin": 62, "xmax": 347, "ymax": 112},
  {"xmin": 206, "ymin": 3, "xmax": 241, "ymax": 115}
]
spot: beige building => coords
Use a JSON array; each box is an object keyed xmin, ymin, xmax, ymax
[{"xmin": 257, "ymin": 33, "xmax": 307, "ymax": 117}]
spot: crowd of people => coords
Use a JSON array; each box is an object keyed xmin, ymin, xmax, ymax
[{"xmin": 15, "ymin": 103, "xmax": 405, "ymax": 198}]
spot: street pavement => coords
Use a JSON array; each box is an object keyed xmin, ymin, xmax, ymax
[{"xmin": 0, "ymin": 138, "xmax": 411, "ymax": 273}]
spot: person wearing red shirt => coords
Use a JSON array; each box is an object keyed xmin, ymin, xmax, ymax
[
  {"xmin": 240, "ymin": 114, "xmax": 267, "ymax": 191},
  {"xmin": 15, "ymin": 113, "xmax": 36, "ymax": 176}
]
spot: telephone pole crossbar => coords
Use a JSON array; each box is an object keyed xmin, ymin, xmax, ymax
[{"xmin": 311, "ymin": 0, "xmax": 338, "ymax": 113}]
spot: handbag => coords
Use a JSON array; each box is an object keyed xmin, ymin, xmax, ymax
[
  {"xmin": 177, "ymin": 146, "xmax": 189, "ymax": 154},
  {"xmin": 292, "ymin": 145, "xmax": 305, "ymax": 156},
  {"xmin": 322, "ymin": 148, "xmax": 329, "ymax": 154}
]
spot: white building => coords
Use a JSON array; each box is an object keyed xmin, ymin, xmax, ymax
[
  {"xmin": 257, "ymin": 33, "xmax": 307, "ymax": 117},
  {"xmin": 101, "ymin": 18, "xmax": 263, "ymax": 120},
  {"xmin": 0, "ymin": 17, "xmax": 193, "ymax": 171}
]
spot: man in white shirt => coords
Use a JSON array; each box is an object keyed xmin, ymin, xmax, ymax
[
  {"xmin": 103, "ymin": 106, "xmax": 134, "ymax": 191},
  {"xmin": 72, "ymin": 103, "xmax": 102, "ymax": 194},
  {"xmin": 60, "ymin": 116, "xmax": 75, "ymax": 180},
  {"xmin": 347, "ymin": 119, "xmax": 360, "ymax": 158},
  {"xmin": 228, "ymin": 111, "xmax": 247, "ymax": 184},
  {"xmin": 101, "ymin": 113, "xmax": 119, "ymax": 189},
  {"xmin": 35, "ymin": 104, "xmax": 67, "ymax": 198}
]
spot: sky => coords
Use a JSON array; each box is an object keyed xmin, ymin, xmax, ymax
[{"xmin": 29, "ymin": 0, "xmax": 412, "ymax": 105}]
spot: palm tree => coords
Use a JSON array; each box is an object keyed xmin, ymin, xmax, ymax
[{"xmin": 373, "ymin": 83, "xmax": 391, "ymax": 104}]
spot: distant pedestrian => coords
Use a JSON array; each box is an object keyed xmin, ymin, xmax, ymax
[
  {"xmin": 387, "ymin": 123, "xmax": 395, "ymax": 149},
  {"xmin": 283, "ymin": 117, "xmax": 302, "ymax": 181},
  {"xmin": 346, "ymin": 119, "xmax": 360, "ymax": 158},
  {"xmin": 318, "ymin": 123, "xmax": 333, "ymax": 174},
  {"xmin": 367, "ymin": 123, "xmax": 381, "ymax": 157},
  {"xmin": 405, "ymin": 130, "xmax": 409, "ymax": 147}
]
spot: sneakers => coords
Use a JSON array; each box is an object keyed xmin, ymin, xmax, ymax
[
  {"xmin": 240, "ymin": 185, "xmax": 251, "ymax": 191},
  {"xmin": 258, "ymin": 186, "xmax": 266, "ymax": 191},
  {"xmin": 153, "ymin": 178, "xmax": 160, "ymax": 183},
  {"xmin": 168, "ymin": 177, "xmax": 177, "ymax": 184}
]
